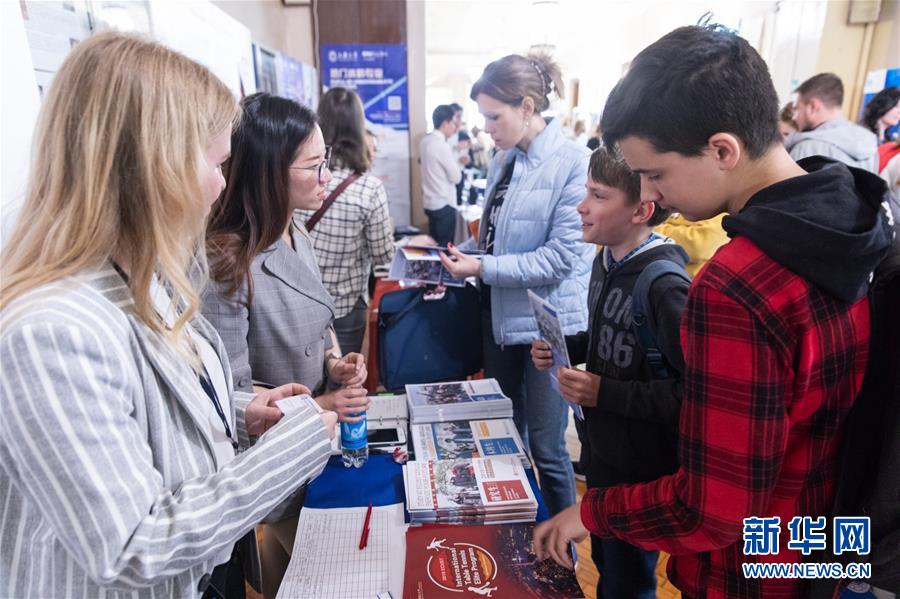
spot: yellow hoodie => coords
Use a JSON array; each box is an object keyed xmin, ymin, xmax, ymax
[{"xmin": 655, "ymin": 213, "xmax": 728, "ymax": 277}]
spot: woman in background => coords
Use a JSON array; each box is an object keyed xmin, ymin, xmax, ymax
[
  {"xmin": 441, "ymin": 52, "xmax": 593, "ymax": 516},
  {"xmin": 861, "ymin": 86, "xmax": 900, "ymax": 143}
]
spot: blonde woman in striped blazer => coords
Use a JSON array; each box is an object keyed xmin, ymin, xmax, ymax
[{"xmin": 0, "ymin": 33, "xmax": 337, "ymax": 599}]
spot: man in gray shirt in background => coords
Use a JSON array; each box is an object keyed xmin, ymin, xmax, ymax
[
  {"xmin": 419, "ymin": 104, "xmax": 469, "ymax": 245},
  {"xmin": 787, "ymin": 73, "xmax": 878, "ymax": 173}
]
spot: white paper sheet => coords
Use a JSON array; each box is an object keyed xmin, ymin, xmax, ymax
[{"xmin": 276, "ymin": 503, "xmax": 407, "ymax": 599}]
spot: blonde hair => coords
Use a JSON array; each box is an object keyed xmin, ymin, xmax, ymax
[{"xmin": 1, "ymin": 32, "xmax": 238, "ymax": 356}]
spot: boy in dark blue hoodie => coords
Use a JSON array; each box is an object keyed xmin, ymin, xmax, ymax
[{"xmin": 532, "ymin": 147, "xmax": 690, "ymax": 598}]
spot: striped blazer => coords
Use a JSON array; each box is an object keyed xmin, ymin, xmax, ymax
[{"xmin": 0, "ymin": 266, "xmax": 331, "ymax": 598}]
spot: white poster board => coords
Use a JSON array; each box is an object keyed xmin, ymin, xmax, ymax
[
  {"xmin": 1, "ymin": 1, "xmax": 41, "ymax": 247},
  {"xmin": 148, "ymin": 0, "xmax": 255, "ymax": 98}
]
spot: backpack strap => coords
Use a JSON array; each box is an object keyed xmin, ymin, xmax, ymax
[
  {"xmin": 632, "ymin": 260, "xmax": 692, "ymax": 380},
  {"xmin": 305, "ymin": 173, "xmax": 361, "ymax": 233}
]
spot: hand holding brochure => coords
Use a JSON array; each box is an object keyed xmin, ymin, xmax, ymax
[
  {"xmin": 388, "ymin": 245, "xmax": 484, "ymax": 287},
  {"xmin": 527, "ymin": 291, "xmax": 584, "ymax": 420}
]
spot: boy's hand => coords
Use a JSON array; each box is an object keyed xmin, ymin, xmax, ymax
[
  {"xmin": 557, "ymin": 367, "xmax": 601, "ymax": 408},
  {"xmin": 531, "ymin": 340, "xmax": 554, "ymax": 371},
  {"xmin": 534, "ymin": 503, "xmax": 588, "ymax": 569}
]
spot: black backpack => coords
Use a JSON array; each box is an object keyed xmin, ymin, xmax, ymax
[
  {"xmin": 814, "ymin": 219, "xmax": 900, "ymax": 595},
  {"xmin": 631, "ymin": 259, "xmax": 692, "ymax": 379}
]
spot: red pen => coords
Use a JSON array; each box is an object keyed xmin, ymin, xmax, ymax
[{"xmin": 359, "ymin": 502, "xmax": 373, "ymax": 550}]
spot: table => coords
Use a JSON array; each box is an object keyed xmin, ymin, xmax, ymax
[{"xmin": 305, "ymin": 454, "xmax": 550, "ymax": 523}]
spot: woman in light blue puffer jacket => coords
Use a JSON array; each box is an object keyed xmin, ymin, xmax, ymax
[{"xmin": 441, "ymin": 52, "xmax": 593, "ymax": 515}]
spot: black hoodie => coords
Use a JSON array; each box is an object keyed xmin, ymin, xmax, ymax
[
  {"xmin": 566, "ymin": 238, "xmax": 690, "ymax": 488},
  {"xmin": 723, "ymin": 157, "xmax": 895, "ymax": 303}
]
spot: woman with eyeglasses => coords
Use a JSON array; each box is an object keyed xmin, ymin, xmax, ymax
[{"xmin": 203, "ymin": 92, "xmax": 370, "ymax": 598}]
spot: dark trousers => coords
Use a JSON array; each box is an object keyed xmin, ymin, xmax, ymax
[
  {"xmin": 425, "ymin": 204, "xmax": 457, "ymax": 247},
  {"xmin": 333, "ymin": 297, "xmax": 367, "ymax": 355},
  {"xmin": 591, "ymin": 534, "xmax": 658, "ymax": 599}
]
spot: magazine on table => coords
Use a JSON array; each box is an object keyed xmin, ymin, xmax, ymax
[
  {"xmin": 404, "ymin": 522, "xmax": 584, "ymax": 598},
  {"xmin": 404, "ymin": 456, "xmax": 537, "ymax": 524},
  {"xmin": 405, "ymin": 379, "xmax": 513, "ymax": 424},
  {"xmin": 387, "ymin": 245, "xmax": 484, "ymax": 287},
  {"xmin": 527, "ymin": 290, "xmax": 584, "ymax": 421},
  {"xmin": 410, "ymin": 418, "xmax": 529, "ymax": 467}
]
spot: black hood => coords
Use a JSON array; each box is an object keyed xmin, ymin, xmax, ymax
[{"xmin": 722, "ymin": 157, "xmax": 894, "ymax": 303}]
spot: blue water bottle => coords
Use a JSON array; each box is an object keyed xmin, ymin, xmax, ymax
[
  {"xmin": 340, "ymin": 412, "xmax": 368, "ymax": 468},
  {"xmin": 840, "ymin": 582, "xmax": 876, "ymax": 598}
]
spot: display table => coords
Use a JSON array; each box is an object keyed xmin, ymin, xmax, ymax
[{"xmin": 305, "ymin": 454, "xmax": 550, "ymax": 523}]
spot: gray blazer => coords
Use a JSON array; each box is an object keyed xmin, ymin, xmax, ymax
[
  {"xmin": 0, "ymin": 266, "xmax": 331, "ymax": 598},
  {"xmin": 203, "ymin": 219, "xmax": 337, "ymax": 394}
]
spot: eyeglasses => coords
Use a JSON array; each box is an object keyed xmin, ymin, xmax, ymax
[{"xmin": 289, "ymin": 146, "xmax": 332, "ymax": 182}]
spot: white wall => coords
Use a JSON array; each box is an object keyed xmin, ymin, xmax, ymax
[
  {"xmin": 212, "ymin": 0, "xmax": 315, "ymax": 64},
  {"xmin": 423, "ymin": 0, "xmax": 833, "ymax": 122},
  {"xmin": 1, "ymin": 1, "xmax": 41, "ymax": 247}
]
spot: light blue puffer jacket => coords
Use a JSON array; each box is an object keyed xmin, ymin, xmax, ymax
[{"xmin": 476, "ymin": 117, "xmax": 593, "ymax": 345}]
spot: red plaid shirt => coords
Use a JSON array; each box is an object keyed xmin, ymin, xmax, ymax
[{"xmin": 581, "ymin": 237, "xmax": 871, "ymax": 599}]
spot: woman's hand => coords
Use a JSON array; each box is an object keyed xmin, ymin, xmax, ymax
[
  {"xmin": 533, "ymin": 503, "xmax": 589, "ymax": 569},
  {"xmin": 317, "ymin": 410, "xmax": 338, "ymax": 440},
  {"xmin": 439, "ymin": 243, "xmax": 481, "ymax": 279},
  {"xmin": 315, "ymin": 387, "xmax": 370, "ymax": 422},
  {"xmin": 327, "ymin": 352, "xmax": 367, "ymax": 388},
  {"xmin": 246, "ymin": 383, "xmax": 311, "ymax": 436},
  {"xmin": 531, "ymin": 340, "xmax": 554, "ymax": 371},
  {"xmin": 557, "ymin": 367, "xmax": 601, "ymax": 408}
]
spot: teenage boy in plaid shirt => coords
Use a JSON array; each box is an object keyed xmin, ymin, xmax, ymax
[{"xmin": 534, "ymin": 25, "xmax": 894, "ymax": 599}]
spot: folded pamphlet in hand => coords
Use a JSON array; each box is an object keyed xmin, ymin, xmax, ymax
[
  {"xmin": 388, "ymin": 245, "xmax": 484, "ymax": 287},
  {"xmin": 527, "ymin": 291, "xmax": 584, "ymax": 420}
]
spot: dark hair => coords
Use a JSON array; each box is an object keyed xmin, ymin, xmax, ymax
[
  {"xmin": 206, "ymin": 92, "xmax": 317, "ymax": 300},
  {"xmin": 795, "ymin": 73, "xmax": 844, "ymax": 108},
  {"xmin": 588, "ymin": 148, "xmax": 670, "ymax": 227},
  {"xmin": 601, "ymin": 25, "xmax": 781, "ymax": 159},
  {"xmin": 449, "ymin": 102, "xmax": 463, "ymax": 115},
  {"xmin": 469, "ymin": 52, "xmax": 564, "ymax": 112},
  {"xmin": 318, "ymin": 87, "xmax": 370, "ymax": 174},
  {"xmin": 432, "ymin": 104, "xmax": 455, "ymax": 129},
  {"xmin": 861, "ymin": 86, "xmax": 900, "ymax": 136}
]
